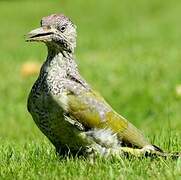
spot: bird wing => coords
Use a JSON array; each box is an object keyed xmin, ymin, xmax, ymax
[
  {"xmin": 58, "ymin": 79, "xmax": 150, "ymax": 148},
  {"xmin": 67, "ymin": 91, "xmax": 150, "ymax": 148}
]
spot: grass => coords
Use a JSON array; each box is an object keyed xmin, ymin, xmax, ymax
[{"xmin": 0, "ymin": 0, "xmax": 181, "ymax": 179}]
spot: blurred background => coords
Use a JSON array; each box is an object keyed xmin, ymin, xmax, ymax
[{"xmin": 0, "ymin": 0, "xmax": 181, "ymax": 150}]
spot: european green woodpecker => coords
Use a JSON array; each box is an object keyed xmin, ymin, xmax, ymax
[{"xmin": 26, "ymin": 14, "xmax": 166, "ymax": 157}]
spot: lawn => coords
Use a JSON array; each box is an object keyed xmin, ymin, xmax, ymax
[{"xmin": 0, "ymin": 0, "xmax": 181, "ymax": 179}]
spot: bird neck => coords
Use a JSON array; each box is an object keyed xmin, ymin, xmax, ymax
[
  {"xmin": 42, "ymin": 45, "xmax": 78, "ymax": 78},
  {"xmin": 47, "ymin": 44, "xmax": 74, "ymax": 58}
]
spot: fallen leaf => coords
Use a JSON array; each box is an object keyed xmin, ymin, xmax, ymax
[
  {"xmin": 176, "ymin": 85, "xmax": 181, "ymax": 96},
  {"xmin": 21, "ymin": 62, "xmax": 41, "ymax": 77}
]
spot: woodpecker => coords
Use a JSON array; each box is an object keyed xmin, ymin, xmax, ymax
[{"xmin": 26, "ymin": 14, "xmax": 165, "ymax": 157}]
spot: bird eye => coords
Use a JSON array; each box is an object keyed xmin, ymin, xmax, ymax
[{"xmin": 58, "ymin": 25, "xmax": 66, "ymax": 32}]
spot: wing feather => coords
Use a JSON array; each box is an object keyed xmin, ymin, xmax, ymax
[{"xmin": 59, "ymin": 79, "xmax": 150, "ymax": 148}]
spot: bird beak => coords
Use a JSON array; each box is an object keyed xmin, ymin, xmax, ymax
[{"xmin": 26, "ymin": 27, "xmax": 54, "ymax": 42}]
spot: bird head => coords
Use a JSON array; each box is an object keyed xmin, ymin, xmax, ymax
[{"xmin": 26, "ymin": 14, "xmax": 77, "ymax": 53}]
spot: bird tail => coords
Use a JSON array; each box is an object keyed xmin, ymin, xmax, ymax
[
  {"xmin": 120, "ymin": 144, "xmax": 180, "ymax": 159},
  {"xmin": 149, "ymin": 145, "xmax": 180, "ymax": 159},
  {"xmin": 119, "ymin": 122, "xmax": 180, "ymax": 158},
  {"xmin": 152, "ymin": 144, "xmax": 164, "ymax": 153}
]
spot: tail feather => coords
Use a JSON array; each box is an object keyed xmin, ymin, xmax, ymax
[
  {"xmin": 120, "ymin": 146, "xmax": 180, "ymax": 159},
  {"xmin": 143, "ymin": 145, "xmax": 180, "ymax": 159},
  {"xmin": 152, "ymin": 144, "xmax": 164, "ymax": 153}
]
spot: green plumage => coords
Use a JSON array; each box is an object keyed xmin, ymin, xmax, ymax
[{"xmin": 67, "ymin": 90, "xmax": 150, "ymax": 148}]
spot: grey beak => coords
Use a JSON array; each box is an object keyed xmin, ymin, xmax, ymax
[{"xmin": 26, "ymin": 27, "xmax": 54, "ymax": 42}]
